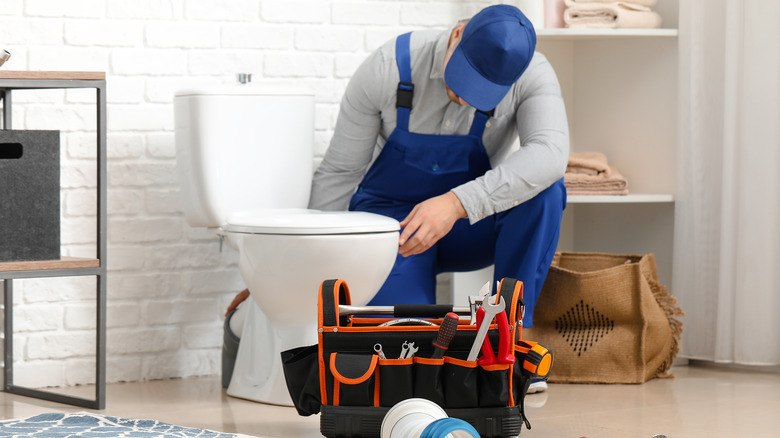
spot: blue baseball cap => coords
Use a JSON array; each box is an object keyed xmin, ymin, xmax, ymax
[{"xmin": 444, "ymin": 5, "xmax": 537, "ymax": 112}]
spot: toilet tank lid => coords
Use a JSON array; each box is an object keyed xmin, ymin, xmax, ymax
[
  {"xmin": 175, "ymin": 85, "xmax": 313, "ymax": 98},
  {"xmin": 223, "ymin": 209, "xmax": 400, "ymax": 235}
]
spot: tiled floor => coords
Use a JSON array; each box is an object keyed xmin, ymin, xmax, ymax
[{"xmin": 1, "ymin": 362, "xmax": 778, "ymax": 437}]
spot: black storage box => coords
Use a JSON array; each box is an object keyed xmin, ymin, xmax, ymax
[{"xmin": 0, "ymin": 130, "xmax": 61, "ymax": 262}]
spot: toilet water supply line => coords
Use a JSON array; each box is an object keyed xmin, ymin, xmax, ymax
[{"xmin": 381, "ymin": 398, "xmax": 480, "ymax": 438}]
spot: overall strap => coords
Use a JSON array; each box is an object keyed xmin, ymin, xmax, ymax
[
  {"xmin": 468, "ymin": 109, "xmax": 493, "ymax": 138},
  {"xmin": 394, "ymin": 32, "xmax": 414, "ymax": 131}
]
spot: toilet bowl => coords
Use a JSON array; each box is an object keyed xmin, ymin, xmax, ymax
[
  {"xmin": 225, "ymin": 209, "xmax": 399, "ymax": 327},
  {"xmin": 174, "ymin": 85, "xmax": 400, "ymax": 405}
]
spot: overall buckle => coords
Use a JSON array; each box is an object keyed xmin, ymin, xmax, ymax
[{"xmin": 396, "ymin": 82, "xmax": 414, "ymax": 109}]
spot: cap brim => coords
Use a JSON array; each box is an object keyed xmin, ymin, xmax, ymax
[{"xmin": 444, "ymin": 44, "xmax": 511, "ymax": 112}]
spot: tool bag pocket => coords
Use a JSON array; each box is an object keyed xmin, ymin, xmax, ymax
[
  {"xmin": 438, "ymin": 358, "xmax": 510, "ymax": 408},
  {"xmin": 280, "ymin": 344, "xmax": 321, "ymax": 416},
  {"xmin": 441, "ymin": 357, "xmax": 479, "ymax": 408},
  {"xmin": 478, "ymin": 363, "xmax": 511, "ymax": 407},
  {"xmin": 412, "ymin": 357, "xmax": 445, "ymax": 406},
  {"xmin": 377, "ymin": 358, "xmax": 414, "ymax": 407},
  {"xmin": 329, "ymin": 353, "xmax": 378, "ymax": 407}
]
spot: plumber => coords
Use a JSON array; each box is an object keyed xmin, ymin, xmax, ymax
[{"xmin": 309, "ymin": 4, "xmax": 568, "ymax": 331}]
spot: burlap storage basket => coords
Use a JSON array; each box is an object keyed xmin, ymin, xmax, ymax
[{"xmin": 525, "ymin": 252, "xmax": 683, "ymax": 383}]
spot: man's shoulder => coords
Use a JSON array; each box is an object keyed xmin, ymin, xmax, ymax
[
  {"xmin": 373, "ymin": 28, "xmax": 447, "ymax": 59},
  {"xmin": 411, "ymin": 29, "xmax": 447, "ymax": 46},
  {"xmin": 529, "ymin": 51, "xmax": 551, "ymax": 68}
]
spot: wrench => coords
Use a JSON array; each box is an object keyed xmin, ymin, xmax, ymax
[
  {"xmin": 466, "ymin": 296, "xmax": 505, "ymax": 362},
  {"xmin": 468, "ymin": 281, "xmax": 492, "ymax": 325},
  {"xmin": 374, "ymin": 343, "xmax": 387, "ymax": 360},
  {"xmin": 405, "ymin": 342, "xmax": 418, "ymax": 359},
  {"xmin": 399, "ymin": 341, "xmax": 410, "ymax": 359}
]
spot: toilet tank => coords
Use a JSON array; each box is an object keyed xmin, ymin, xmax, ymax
[{"xmin": 174, "ymin": 86, "xmax": 314, "ymax": 227}]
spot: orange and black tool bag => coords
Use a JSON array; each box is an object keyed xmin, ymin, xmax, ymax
[{"xmin": 281, "ymin": 277, "xmax": 552, "ymax": 438}]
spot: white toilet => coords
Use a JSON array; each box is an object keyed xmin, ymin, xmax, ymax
[{"xmin": 174, "ymin": 85, "xmax": 400, "ymax": 405}]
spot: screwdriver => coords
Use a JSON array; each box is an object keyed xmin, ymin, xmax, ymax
[{"xmin": 431, "ymin": 312, "xmax": 459, "ymax": 359}]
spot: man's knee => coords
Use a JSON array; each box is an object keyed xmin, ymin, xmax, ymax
[{"xmin": 498, "ymin": 179, "xmax": 566, "ymax": 227}]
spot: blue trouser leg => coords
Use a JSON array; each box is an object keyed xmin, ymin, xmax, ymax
[
  {"xmin": 354, "ymin": 180, "xmax": 567, "ymax": 324},
  {"xmin": 349, "ymin": 191, "xmax": 438, "ymax": 306},
  {"xmin": 435, "ymin": 179, "xmax": 566, "ymax": 326},
  {"xmin": 368, "ymin": 250, "xmax": 438, "ymax": 306},
  {"xmin": 490, "ymin": 179, "xmax": 566, "ymax": 327}
]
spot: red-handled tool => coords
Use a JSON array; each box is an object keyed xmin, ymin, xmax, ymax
[
  {"xmin": 493, "ymin": 308, "xmax": 515, "ymax": 364},
  {"xmin": 476, "ymin": 298, "xmax": 515, "ymax": 366},
  {"xmin": 431, "ymin": 312, "xmax": 459, "ymax": 359},
  {"xmin": 475, "ymin": 306, "xmax": 495, "ymax": 365}
]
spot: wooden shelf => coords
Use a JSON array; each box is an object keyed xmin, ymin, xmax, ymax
[
  {"xmin": 538, "ymin": 28, "xmax": 678, "ymax": 40},
  {"xmin": 0, "ymin": 71, "xmax": 105, "ymax": 81},
  {"xmin": 0, "ymin": 257, "xmax": 100, "ymax": 272}
]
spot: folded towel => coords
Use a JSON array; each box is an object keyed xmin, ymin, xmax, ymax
[
  {"xmin": 567, "ymin": 0, "xmax": 657, "ymax": 8},
  {"xmin": 565, "ymin": 165, "xmax": 629, "ymax": 195},
  {"xmin": 567, "ymin": 151, "xmax": 610, "ymax": 176},
  {"xmin": 563, "ymin": 0, "xmax": 662, "ymax": 29},
  {"xmin": 565, "ymin": 151, "xmax": 629, "ymax": 195}
]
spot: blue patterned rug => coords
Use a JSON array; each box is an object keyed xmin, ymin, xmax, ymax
[{"xmin": 0, "ymin": 412, "xmax": 257, "ymax": 438}]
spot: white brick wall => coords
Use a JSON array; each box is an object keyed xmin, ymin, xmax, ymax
[{"xmin": 2, "ymin": 0, "xmax": 509, "ymax": 389}]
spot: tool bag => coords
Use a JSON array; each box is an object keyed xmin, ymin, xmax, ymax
[{"xmin": 281, "ymin": 277, "xmax": 552, "ymax": 438}]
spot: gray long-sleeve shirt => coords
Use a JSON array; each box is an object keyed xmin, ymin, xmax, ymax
[{"xmin": 309, "ymin": 29, "xmax": 569, "ymax": 224}]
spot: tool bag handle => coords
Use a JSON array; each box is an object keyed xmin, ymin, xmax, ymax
[
  {"xmin": 321, "ymin": 280, "xmax": 455, "ymax": 328},
  {"xmin": 320, "ymin": 277, "xmax": 524, "ymax": 328},
  {"xmin": 497, "ymin": 277, "xmax": 525, "ymax": 326},
  {"xmin": 339, "ymin": 304, "xmax": 467, "ymax": 318},
  {"xmin": 319, "ymin": 279, "xmax": 352, "ymax": 328}
]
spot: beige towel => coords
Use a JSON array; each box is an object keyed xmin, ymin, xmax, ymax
[
  {"xmin": 566, "ymin": 151, "xmax": 610, "ymax": 176},
  {"xmin": 565, "ymin": 166, "xmax": 629, "ymax": 195},
  {"xmin": 567, "ymin": 0, "xmax": 657, "ymax": 8},
  {"xmin": 565, "ymin": 151, "xmax": 629, "ymax": 195},
  {"xmin": 563, "ymin": 0, "xmax": 662, "ymax": 29}
]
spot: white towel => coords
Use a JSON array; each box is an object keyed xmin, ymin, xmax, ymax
[{"xmin": 563, "ymin": 0, "xmax": 662, "ymax": 29}]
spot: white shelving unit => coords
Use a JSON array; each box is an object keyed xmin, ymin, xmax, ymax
[
  {"xmin": 567, "ymin": 193, "xmax": 674, "ymax": 204},
  {"xmin": 538, "ymin": 28, "xmax": 678, "ymax": 39},
  {"xmin": 539, "ymin": 2, "xmax": 680, "ymax": 286}
]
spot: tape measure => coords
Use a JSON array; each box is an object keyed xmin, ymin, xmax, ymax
[{"xmin": 522, "ymin": 343, "xmax": 552, "ymax": 378}]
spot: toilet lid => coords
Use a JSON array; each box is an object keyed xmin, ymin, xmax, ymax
[{"xmin": 223, "ymin": 209, "xmax": 400, "ymax": 235}]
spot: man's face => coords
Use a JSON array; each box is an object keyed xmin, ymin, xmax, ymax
[{"xmin": 443, "ymin": 23, "xmax": 469, "ymax": 106}]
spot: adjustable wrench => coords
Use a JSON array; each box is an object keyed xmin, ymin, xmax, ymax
[
  {"xmin": 468, "ymin": 281, "xmax": 492, "ymax": 324},
  {"xmin": 466, "ymin": 296, "xmax": 505, "ymax": 362}
]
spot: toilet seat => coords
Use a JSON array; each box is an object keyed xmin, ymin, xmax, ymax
[{"xmin": 223, "ymin": 209, "xmax": 400, "ymax": 235}]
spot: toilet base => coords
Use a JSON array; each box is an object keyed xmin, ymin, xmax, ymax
[{"xmin": 226, "ymin": 298, "xmax": 317, "ymax": 406}]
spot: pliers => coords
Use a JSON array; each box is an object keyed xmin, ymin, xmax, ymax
[{"xmin": 475, "ymin": 299, "xmax": 515, "ymax": 366}]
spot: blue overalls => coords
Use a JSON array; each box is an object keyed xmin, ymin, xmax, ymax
[{"xmin": 348, "ymin": 33, "xmax": 566, "ymax": 327}]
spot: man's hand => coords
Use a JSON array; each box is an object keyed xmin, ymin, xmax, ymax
[{"xmin": 398, "ymin": 191, "xmax": 467, "ymax": 257}]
